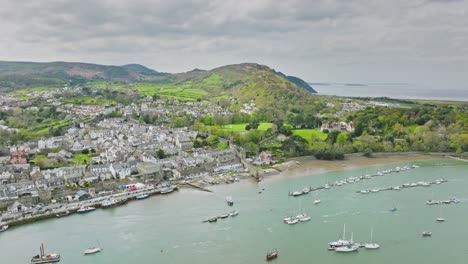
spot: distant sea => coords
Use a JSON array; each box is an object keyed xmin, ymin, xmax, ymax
[{"xmin": 310, "ymin": 83, "xmax": 468, "ymax": 102}]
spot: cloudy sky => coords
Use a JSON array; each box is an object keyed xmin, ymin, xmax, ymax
[{"xmin": 0, "ymin": 0, "xmax": 467, "ymax": 87}]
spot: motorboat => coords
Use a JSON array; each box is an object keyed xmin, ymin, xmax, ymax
[
  {"xmin": 292, "ymin": 191, "xmax": 303, "ymax": 197},
  {"xmin": 422, "ymin": 231, "xmax": 432, "ymax": 237},
  {"xmin": 314, "ymin": 199, "xmax": 321, "ymax": 205},
  {"xmin": 31, "ymin": 243, "xmax": 60, "ymax": 263},
  {"xmin": 229, "ymin": 210, "xmax": 239, "ymax": 217},
  {"xmin": 219, "ymin": 214, "xmax": 229, "ymax": 219},
  {"xmin": 160, "ymin": 186, "xmax": 175, "ymax": 194},
  {"xmin": 83, "ymin": 247, "xmax": 102, "ymax": 255},
  {"xmin": 226, "ymin": 196, "xmax": 234, "ymax": 206},
  {"xmin": 302, "ymin": 187, "xmax": 311, "ymax": 194},
  {"xmin": 285, "ymin": 218, "xmax": 299, "ymax": 225},
  {"xmin": 360, "ymin": 190, "xmax": 369, "ymax": 194},
  {"xmin": 136, "ymin": 194, "xmax": 149, "ymax": 200},
  {"xmin": 77, "ymin": 206, "xmax": 96, "ymax": 213},
  {"xmin": 393, "ymin": 186, "xmax": 401, "ymax": 190},
  {"xmin": 389, "ymin": 207, "xmax": 397, "ymax": 212},
  {"xmin": 266, "ymin": 249, "xmax": 278, "ymax": 261},
  {"xmin": 283, "ymin": 216, "xmax": 295, "ymax": 222},
  {"xmin": 436, "ymin": 218, "xmax": 446, "ymax": 222},
  {"xmin": 370, "ymin": 189, "xmax": 380, "ymax": 193},
  {"xmin": 0, "ymin": 224, "xmax": 8, "ymax": 232},
  {"xmin": 298, "ymin": 215, "xmax": 311, "ymax": 222},
  {"xmin": 207, "ymin": 217, "xmax": 218, "ymax": 223}
]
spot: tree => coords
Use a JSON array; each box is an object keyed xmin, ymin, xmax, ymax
[{"xmin": 156, "ymin": 149, "xmax": 166, "ymax": 159}]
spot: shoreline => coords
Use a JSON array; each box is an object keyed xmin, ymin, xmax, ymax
[
  {"xmin": 1, "ymin": 152, "xmax": 464, "ymax": 230},
  {"xmin": 262, "ymin": 152, "xmax": 452, "ymax": 181}
]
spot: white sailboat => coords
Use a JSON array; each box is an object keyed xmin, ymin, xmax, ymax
[
  {"xmin": 364, "ymin": 228, "xmax": 380, "ymax": 249},
  {"xmin": 436, "ymin": 207, "xmax": 445, "ymax": 222},
  {"xmin": 84, "ymin": 240, "xmax": 103, "ymax": 255},
  {"xmin": 329, "ymin": 224, "xmax": 352, "ymax": 248},
  {"xmin": 335, "ymin": 232, "xmax": 359, "ymax": 252}
]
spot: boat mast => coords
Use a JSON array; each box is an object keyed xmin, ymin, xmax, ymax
[
  {"xmin": 370, "ymin": 228, "xmax": 374, "ymax": 243},
  {"xmin": 342, "ymin": 224, "xmax": 346, "ymax": 240}
]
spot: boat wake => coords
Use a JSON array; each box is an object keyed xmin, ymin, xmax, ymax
[{"xmin": 323, "ymin": 211, "xmax": 349, "ymax": 218}]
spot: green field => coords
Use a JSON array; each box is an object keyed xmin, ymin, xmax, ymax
[
  {"xmin": 71, "ymin": 154, "xmax": 92, "ymax": 165},
  {"xmin": 292, "ymin": 129, "xmax": 327, "ymax": 143},
  {"xmin": 221, "ymin": 122, "xmax": 273, "ymax": 132},
  {"xmin": 64, "ymin": 96, "xmax": 116, "ymax": 105}
]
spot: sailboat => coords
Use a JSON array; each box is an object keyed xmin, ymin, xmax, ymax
[
  {"xmin": 364, "ymin": 228, "xmax": 380, "ymax": 249},
  {"xmin": 436, "ymin": 207, "xmax": 445, "ymax": 222},
  {"xmin": 335, "ymin": 232, "xmax": 359, "ymax": 252},
  {"xmin": 329, "ymin": 224, "xmax": 352, "ymax": 248}
]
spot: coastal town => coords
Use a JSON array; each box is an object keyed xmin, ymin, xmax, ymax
[{"xmin": 0, "ymin": 87, "xmax": 257, "ymax": 227}]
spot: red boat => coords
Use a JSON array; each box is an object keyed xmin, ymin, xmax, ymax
[{"xmin": 266, "ymin": 249, "xmax": 278, "ymax": 261}]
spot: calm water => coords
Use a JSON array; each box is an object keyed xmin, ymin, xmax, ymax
[
  {"xmin": 1, "ymin": 159, "xmax": 468, "ymax": 264},
  {"xmin": 312, "ymin": 83, "xmax": 468, "ymax": 102}
]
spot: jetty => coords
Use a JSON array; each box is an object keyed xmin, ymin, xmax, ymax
[{"xmin": 186, "ymin": 182, "xmax": 213, "ymax": 192}]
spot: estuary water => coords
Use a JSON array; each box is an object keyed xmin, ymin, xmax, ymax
[
  {"xmin": 312, "ymin": 83, "xmax": 468, "ymax": 102},
  {"xmin": 1, "ymin": 159, "xmax": 468, "ymax": 264}
]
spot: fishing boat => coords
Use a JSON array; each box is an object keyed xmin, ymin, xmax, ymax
[
  {"xmin": 136, "ymin": 194, "xmax": 149, "ymax": 200},
  {"xmin": 364, "ymin": 228, "xmax": 380, "ymax": 249},
  {"xmin": 314, "ymin": 199, "xmax": 321, "ymax": 205},
  {"xmin": 226, "ymin": 196, "xmax": 234, "ymax": 206},
  {"xmin": 422, "ymin": 231, "xmax": 432, "ymax": 237},
  {"xmin": 30, "ymin": 243, "xmax": 61, "ymax": 263},
  {"xmin": 77, "ymin": 206, "xmax": 96, "ymax": 214},
  {"xmin": 266, "ymin": 249, "xmax": 278, "ymax": 261},
  {"xmin": 229, "ymin": 210, "xmax": 239, "ymax": 217},
  {"xmin": 0, "ymin": 224, "xmax": 8, "ymax": 232},
  {"xmin": 55, "ymin": 211, "xmax": 70, "ymax": 218}
]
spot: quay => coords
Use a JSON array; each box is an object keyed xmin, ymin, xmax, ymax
[{"xmin": 1, "ymin": 186, "xmax": 177, "ymax": 228}]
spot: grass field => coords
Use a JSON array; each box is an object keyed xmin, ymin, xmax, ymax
[
  {"xmin": 71, "ymin": 154, "xmax": 92, "ymax": 165},
  {"xmin": 222, "ymin": 122, "xmax": 273, "ymax": 132},
  {"xmin": 292, "ymin": 129, "xmax": 327, "ymax": 143}
]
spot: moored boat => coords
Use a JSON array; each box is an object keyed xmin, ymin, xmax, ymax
[
  {"xmin": 285, "ymin": 218, "xmax": 299, "ymax": 225},
  {"xmin": 160, "ymin": 186, "xmax": 176, "ymax": 194},
  {"xmin": 364, "ymin": 228, "xmax": 380, "ymax": 249},
  {"xmin": 219, "ymin": 214, "xmax": 229, "ymax": 219},
  {"xmin": 77, "ymin": 206, "xmax": 96, "ymax": 213},
  {"xmin": 229, "ymin": 210, "xmax": 239, "ymax": 217},
  {"xmin": 83, "ymin": 247, "xmax": 102, "ymax": 255},
  {"xmin": 422, "ymin": 231, "xmax": 432, "ymax": 237},
  {"xmin": 101, "ymin": 198, "xmax": 118, "ymax": 209},
  {"xmin": 226, "ymin": 196, "xmax": 234, "ymax": 206},
  {"xmin": 335, "ymin": 233, "xmax": 359, "ymax": 252},
  {"xmin": 136, "ymin": 194, "xmax": 149, "ymax": 200},
  {"xmin": 314, "ymin": 199, "xmax": 321, "ymax": 205},
  {"xmin": 266, "ymin": 249, "xmax": 278, "ymax": 261},
  {"xmin": 55, "ymin": 211, "xmax": 70, "ymax": 218},
  {"xmin": 31, "ymin": 243, "xmax": 60, "ymax": 263},
  {"xmin": 0, "ymin": 224, "xmax": 8, "ymax": 232}
]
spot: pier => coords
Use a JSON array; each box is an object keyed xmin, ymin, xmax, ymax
[{"xmin": 186, "ymin": 182, "xmax": 213, "ymax": 192}]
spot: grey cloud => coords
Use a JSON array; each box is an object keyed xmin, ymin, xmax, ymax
[{"xmin": 0, "ymin": 0, "xmax": 467, "ymax": 85}]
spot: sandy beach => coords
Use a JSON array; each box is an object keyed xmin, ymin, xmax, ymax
[{"xmin": 263, "ymin": 153, "xmax": 444, "ymax": 181}]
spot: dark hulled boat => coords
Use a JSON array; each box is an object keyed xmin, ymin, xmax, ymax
[
  {"xmin": 31, "ymin": 243, "xmax": 61, "ymax": 263},
  {"xmin": 266, "ymin": 249, "xmax": 278, "ymax": 261}
]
